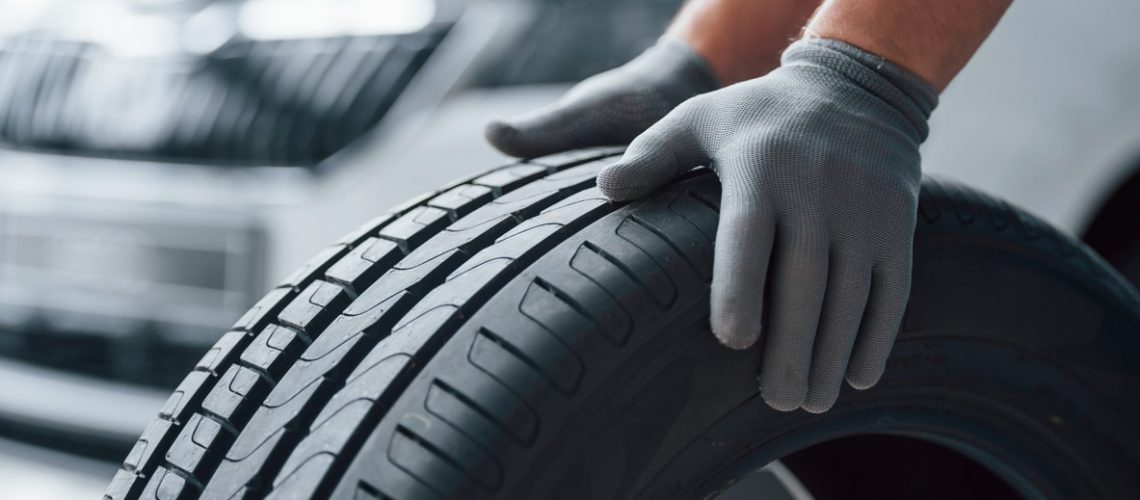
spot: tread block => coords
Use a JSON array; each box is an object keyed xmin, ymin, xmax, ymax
[
  {"xmin": 541, "ymin": 159, "xmax": 614, "ymax": 183},
  {"xmin": 233, "ymin": 288, "xmax": 294, "ymax": 332},
  {"xmin": 428, "ymin": 184, "xmax": 494, "ymax": 219},
  {"xmin": 305, "ymin": 292, "xmax": 407, "ymax": 361},
  {"xmin": 197, "ymin": 330, "xmax": 249, "ymax": 374},
  {"xmin": 325, "ymin": 237, "xmax": 403, "ymax": 293},
  {"xmin": 140, "ymin": 466, "xmax": 196, "ymax": 500},
  {"xmin": 471, "ymin": 165, "xmax": 547, "ymax": 195},
  {"xmin": 159, "ymin": 370, "xmax": 214, "ymax": 423},
  {"xmin": 105, "ymin": 468, "xmax": 142, "ymax": 500},
  {"xmin": 523, "ymin": 146, "xmax": 623, "ymax": 168},
  {"xmin": 165, "ymin": 413, "xmax": 232, "ymax": 478},
  {"xmin": 448, "ymin": 191, "xmax": 610, "ymax": 279},
  {"xmin": 385, "ymin": 190, "xmax": 441, "ymax": 220},
  {"xmin": 392, "ymin": 223, "xmax": 513, "ymax": 273},
  {"xmin": 394, "ymin": 260, "xmax": 516, "ymax": 333},
  {"xmin": 378, "ymin": 206, "xmax": 451, "ymax": 250},
  {"xmin": 240, "ymin": 325, "xmax": 308, "ymax": 379},
  {"xmin": 336, "ymin": 214, "xmax": 396, "ymax": 246},
  {"xmin": 202, "ymin": 365, "xmax": 272, "ymax": 428},
  {"xmin": 123, "ymin": 418, "xmax": 175, "ymax": 474},
  {"xmin": 445, "ymin": 163, "xmax": 605, "ymax": 235},
  {"xmin": 277, "ymin": 280, "xmax": 349, "ymax": 334}
]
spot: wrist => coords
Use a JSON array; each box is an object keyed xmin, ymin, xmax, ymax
[
  {"xmin": 803, "ymin": 23, "xmax": 946, "ymax": 91},
  {"xmin": 667, "ymin": 0, "xmax": 817, "ymax": 85},
  {"xmin": 652, "ymin": 36, "xmax": 723, "ymax": 94},
  {"xmin": 803, "ymin": 0, "xmax": 1012, "ymax": 93}
]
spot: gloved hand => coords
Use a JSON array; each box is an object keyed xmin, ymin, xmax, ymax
[
  {"xmin": 485, "ymin": 36, "xmax": 721, "ymax": 158},
  {"xmin": 596, "ymin": 39, "xmax": 938, "ymax": 413}
]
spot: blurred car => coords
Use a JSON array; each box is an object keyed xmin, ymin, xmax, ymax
[
  {"xmin": 0, "ymin": 0, "xmax": 688, "ymax": 456},
  {"xmin": 0, "ymin": 0, "xmax": 1138, "ymax": 473}
]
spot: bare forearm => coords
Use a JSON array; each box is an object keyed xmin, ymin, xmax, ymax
[
  {"xmin": 668, "ymin": 0, "xmax": 821, "ymax": 85},
  {"xmin": 806, "ymin": 0, "xmax": 1012, "ymax": 91}
]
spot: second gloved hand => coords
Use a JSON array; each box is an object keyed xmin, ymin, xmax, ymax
[
  {"xmin": 485, "ymin": 36, "xmax": 720, "ymax": 158},
  {"xmin": 596, "ymin": 39, "xmax": 938, "ymax": 413}
]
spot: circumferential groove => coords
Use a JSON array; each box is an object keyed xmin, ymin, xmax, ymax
[
  {"xmin": 163, "ymin": 464, "xmax": 204, "ymax": 491},
  {"xmin": 199, "ymin": 409, "xmax": 240, "ymax": 437},
  {"xmin": 276, "ymin": 323, "xmax": 313, "ymax": 346},
  {"xmin": 236, "ymin": 358, "xmax": 278, "ymax": 386}
]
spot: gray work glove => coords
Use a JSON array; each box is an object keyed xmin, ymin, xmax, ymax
[
  {"xmin": 597, "ymin": 39, "xmax": 938, "ymax": 413},
  {"xmin": 485, "ymin": 36, "xmax": 721, "ymax": 158}
]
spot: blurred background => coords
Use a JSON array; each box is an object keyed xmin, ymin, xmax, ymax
[{"xmin": 0, "ymin": 0, "xmax": 1136, "ymax": 498}]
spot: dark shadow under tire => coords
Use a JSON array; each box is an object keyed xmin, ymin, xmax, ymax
[{"xmin": 106, "ymin": 149, "xmax": 1140, "ymax": 500}]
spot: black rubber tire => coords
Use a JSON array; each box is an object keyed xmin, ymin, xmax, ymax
[{"xmin": 105, "ymin": 148, "xmax": 1140, "ymax": 500}]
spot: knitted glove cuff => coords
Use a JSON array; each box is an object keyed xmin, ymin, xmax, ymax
[{"xmin": 782, "ymin": 38, "xmax": 939, "ymax": 142}]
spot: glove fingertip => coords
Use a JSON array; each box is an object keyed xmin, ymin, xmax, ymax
[
  {"xmin": 709, "ymin": 317, "xmax": 762, "ymax": 351},
  {"xmin": 596, "ymin": 150, "xmax": 682, "ymax": 201},
  {"xmin": 709, "ymin": 291, "xmax": 763, "ymax": 350},
  {"xmin": 484, "ymin": 120, "xmax": 530, "ymax": 158},
  {"xmin": 800, "ymin": 402, "xmax": 833, "ymax": 414},
  {"xmin": 596, "ymin": 161, "xmax": 651, "ymax": 202},
  {"xmin": 801, "ymin": 389, "xmax": 840, "ymax": 414},
  {"xmin": 762, "ymin": 390, "xmax": 806, "ymax": 413},
  {"xmin": 844, "ymin": 368, "xmax": 884, "ymax": 390},
  {"xmin": 716, "ymin": 332, "xmax": 760, "ymax": 351}
]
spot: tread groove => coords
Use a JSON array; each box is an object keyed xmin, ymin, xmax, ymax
[
  {"xmin": 105, "ymin": 158, "xmax": 1140, "ymax": 500},
  {"xmin": 627, "ymin": 214, "xmax": 703, "ymax": 279},
  {"xmin": 474, "ymin": 326, "xmax": 573, "ymax": 395},
  {"xmin": 528, "ymin": 277, "xmax": 610, "ymax": 347},
  {"xmin": 579, "ymin": 240, "xmax": 657, "ymax": 304},
  {"xmin": 687, "ymin": 188, "xmax": 720, "ymax": 212}
]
